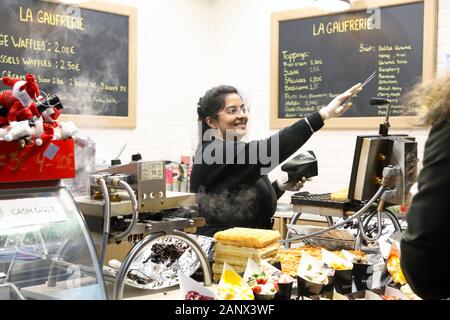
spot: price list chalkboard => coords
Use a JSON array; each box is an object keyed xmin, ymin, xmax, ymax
[
  {"xmin": 0, "ymin": 0, "xmax": 136, "ymax": 128},
  {"xmin": 270, "ymin": 0, "xmax": 437, "ymax": 129}
]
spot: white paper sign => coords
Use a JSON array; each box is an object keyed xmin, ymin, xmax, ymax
[{"xmin": 0, "ymin": 197, "xmax": 67, "ymax": 230}]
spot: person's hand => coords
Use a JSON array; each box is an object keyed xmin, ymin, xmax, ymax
[
  {"xmin": 278, "ymin": 177, "xmax": 306, "ymax": 192},
  {"xmin": 319, "ymin": 83, "xmax": 363, "ymax": 120}
]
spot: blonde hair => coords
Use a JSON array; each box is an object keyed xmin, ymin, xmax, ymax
[{"xmin": 406, "ymin": 70, "xmax": 450, "ymax": 126}]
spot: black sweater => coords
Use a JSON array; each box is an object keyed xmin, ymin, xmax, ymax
[
  {"xmin": 400, "ymin": 116, "xmax": 450, "ymax": 300},
  {"xmin": 190, "ymin": 112, "xmax": 324, "ymax": 237}
]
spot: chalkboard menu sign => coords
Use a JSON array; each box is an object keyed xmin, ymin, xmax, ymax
[
  {"xmin": 0, "ymin": 0, "xmax": 137, "ymax": 128},
  {"xmin": 270, "ymin": 0, "xmax": 437, "ymax": 129}
]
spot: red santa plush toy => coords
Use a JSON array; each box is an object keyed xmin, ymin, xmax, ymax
[{"xmin": 0, "ymin": 74, "xmax": 41, "ymax": 124}]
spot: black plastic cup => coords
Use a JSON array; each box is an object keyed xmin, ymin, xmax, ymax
[
  {"xmin": 334, "ymin": 269, "xmax": 353, "ymax": 294},
  {"xmin": 254, "ymin": 293, "xmax": 276, "ymax": 300},
  {"xmin": 275, "ymin": 282, "xmax": 293, "ymax": 300},
  {"xmin": 352, "ymin": 263, "xmax": 372, "ymax": 291},
  {"xmin": 320, "ymin": 275, "xmax": 335, "ymax": 299},
  {"xmin": 297, "ymin": 276, "xmax": 324, "ymax": 298}
]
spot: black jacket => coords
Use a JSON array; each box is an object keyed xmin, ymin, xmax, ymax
[
  {"xmin": 190, "ymin": 112, "xmax": 324, "ymax": 237},
  {"xmin": 400, "ymin": 116, "xmax": 450, "ymax": 300}
]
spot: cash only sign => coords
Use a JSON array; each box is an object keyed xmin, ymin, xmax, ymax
[{"xmin": 0, "ymin": 197, "xmax": 67, "ymax": 231}]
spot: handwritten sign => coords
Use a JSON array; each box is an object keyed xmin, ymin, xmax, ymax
[
  {"xmin": 271, "ymin": 0, "xmax": 437, "ymax": 129},
  {"xmin": 0, "ymin": 139, "xmax": 75, "ymax": 183},
  {"xmin": 0, "ymin": 197, "xmax": 67, "ymax": 230},
  {"xmin": 0, "ymin": 0, "xmax": 137, "ymax": 128}
]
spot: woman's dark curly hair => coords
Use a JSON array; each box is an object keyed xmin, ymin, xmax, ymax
[{"xmin": 196, "ymin": 85, "xmax": 241, "ymax": 140}]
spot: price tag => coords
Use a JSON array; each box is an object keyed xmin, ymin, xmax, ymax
[{"xmin": 0, "ymin": 197, "xmax": 67, "ymax": 231}]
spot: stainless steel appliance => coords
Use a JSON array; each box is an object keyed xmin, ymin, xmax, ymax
[
  {"xmin": 284, "ymin": 98, "xmax": 418, "ymax": 248},
  {"xmin": 74, "ymin": 160, "xmax": 212, "ymax": 300}
]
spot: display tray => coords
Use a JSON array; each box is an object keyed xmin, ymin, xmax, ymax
[
  {"xmin": 104, "ymin": 235, "xmax": 214, "ymax": 290},
  {"xmin": 286, "ymin": 225, "xmax": 356, "ymax": 251}
]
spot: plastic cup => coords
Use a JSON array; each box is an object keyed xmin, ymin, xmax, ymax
[
  {"xmin": 352, "ymin": 263, "xmax": 372, "ymax": 291},
  {"xmin": 254, "ymin": 293, "xmax": 276, "ymax": 300},
  {"xmin": 334, "ymin": 269, "xmax": 353, "ymax": 294},
  {"xmin": 297, "ymin": 276, "xmax": 324, "ymax": 298},
  {"xmin": 275, "ymin": 282, "xmax": 293, "ymax": 300},
  {"xmin": 320, "ymin": 275, "xmax": 335, "ymax": 299}
]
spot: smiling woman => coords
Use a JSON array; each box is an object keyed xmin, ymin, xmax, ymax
[
  {"xmin": 213, "ymin": 92, "xmax": 249, "ymax": 139},
  {"xmin": 190, "ymin": 83, "xmax": 361, "ymax": 236}
]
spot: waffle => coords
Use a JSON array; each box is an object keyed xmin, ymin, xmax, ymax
[
  {"xmin": 213, "ymin": 273, "xmax": 222, "ymax": 283},
  {"xmin": 212, "ymin": 262, "xmax": 246, "ymax": 275},
  {"xmin": 279, "ymin": 257, "xmax": 299, "ymax": 276},
  {"xmin": 214, "ymin": 251, "xmax": 278, "ymax": 267},
  {"xmin": 277, "ymin": 246, "xmax": 367, "ymax": 276},
  {"xmin": 214, "ymin": 242, "xmax": 279, "ymax": 259},
  {"xmin": 279, "ymin": 245, "xmax": 323, "ymax": 259},
  {"xmin": 214, "ymin": 228, "xmax": 281, "ymax": 248},
  {"xmin": 330, "ymin": 188, "xmax": 348, "ymax": 201}
]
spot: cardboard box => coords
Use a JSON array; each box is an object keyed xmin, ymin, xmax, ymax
[{"xmin": 0, "ymin": 139, "xmax": 75, "ymax": 183}]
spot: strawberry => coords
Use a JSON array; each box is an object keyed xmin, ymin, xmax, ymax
[
  {"xmin": 256, "ymin": 278, "xmax": 267, "ymax": 285},
  {"xmin": 252, "ymin": 286, "xmax": 262, "ymax": 294}
]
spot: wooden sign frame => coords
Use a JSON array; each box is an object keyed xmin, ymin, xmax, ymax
[
  {"xmin": 45, "ymin": 0, "xmax": 138, "ymax": 129},
  {"xmin": 270, "ymin": 0, "xmax": 437, "ymax": 129}
]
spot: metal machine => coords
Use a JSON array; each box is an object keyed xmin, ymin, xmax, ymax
[
  {"xmin": 283, "ymin": 98, "xmax": 418, "ymax": 249},
  {"xmin": 75, "ymin": 158, "xmax": 212, "ymax": 300}
]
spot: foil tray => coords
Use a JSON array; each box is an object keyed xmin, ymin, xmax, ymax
[{"xmin": 105, "ymin": 234, "xmax": 214, "ymax": 290}]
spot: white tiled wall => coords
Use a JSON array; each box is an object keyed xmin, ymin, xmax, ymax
[{"xmin": 85, "ymin": 0, "xmax": 449, "ymax": 195}]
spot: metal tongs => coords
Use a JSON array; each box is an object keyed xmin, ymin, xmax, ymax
[
  {"xmin": 360, "ymin": 70, "xmax": 378, "ymax": 88},
  {"xmin": 336, "ymin": 70, "xmax": 377, "ymax": 113}
]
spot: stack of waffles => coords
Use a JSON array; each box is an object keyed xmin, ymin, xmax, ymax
[{"xmin": 212, "ymin": 227, "xmax": 281, "ymax": 282}]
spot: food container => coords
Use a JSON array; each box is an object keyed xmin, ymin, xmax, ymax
[
  {"xmin": 254, "ymin": 293, "xmax": 276, "ymax": 300},
  {"xmin": 352, "ymin": 262, "xmax": 372, "ymax": 291},
  {"xmin": 320, "ymin": 276, "xmax": 335, "ymax": 299},
  {"xmin": 275, "ymin": 282, "xmax": 293, "ymax": 300},
  {"xmin": 178, "ymin": 271, "xmax": 216, "ymax": 300},
  {"xmin": 334, "ymin": 269, "xmax": 353, "ymax": 294},
  {"xmin": 297, "ymin": 276, "xmax": 324, "ymax": 298},
  {"xmin": 287, "ymin": 225, "xmax": 355, "ymax": 251}
]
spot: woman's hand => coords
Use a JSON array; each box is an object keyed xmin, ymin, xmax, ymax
[
  {"xmin": 278, "ymin": 177, "xmax": 307, "ymax": 192},
  {"xmin": 319, "ymin": 83, "xmax": 363, "ymax": 120}
]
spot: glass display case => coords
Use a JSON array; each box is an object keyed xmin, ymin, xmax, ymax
[{"xmin": 0, "ymin": 182, "xmax": 106, "ymax": 300}]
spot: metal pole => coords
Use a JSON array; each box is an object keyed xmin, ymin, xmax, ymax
[
  {"xmin": 112, "ymin": 230, "xmax": 213, "ymax": 300},
  {"xmin": 284, "ymin": 211, "xmax": 302, "ymax": 249},
  {"xmin": 112, "ymin": 232, "xmax": 165, "ymax": 300},
  {"xmin": 170, "ymin": 230, "xmax": 212, "ymax": 287}
]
